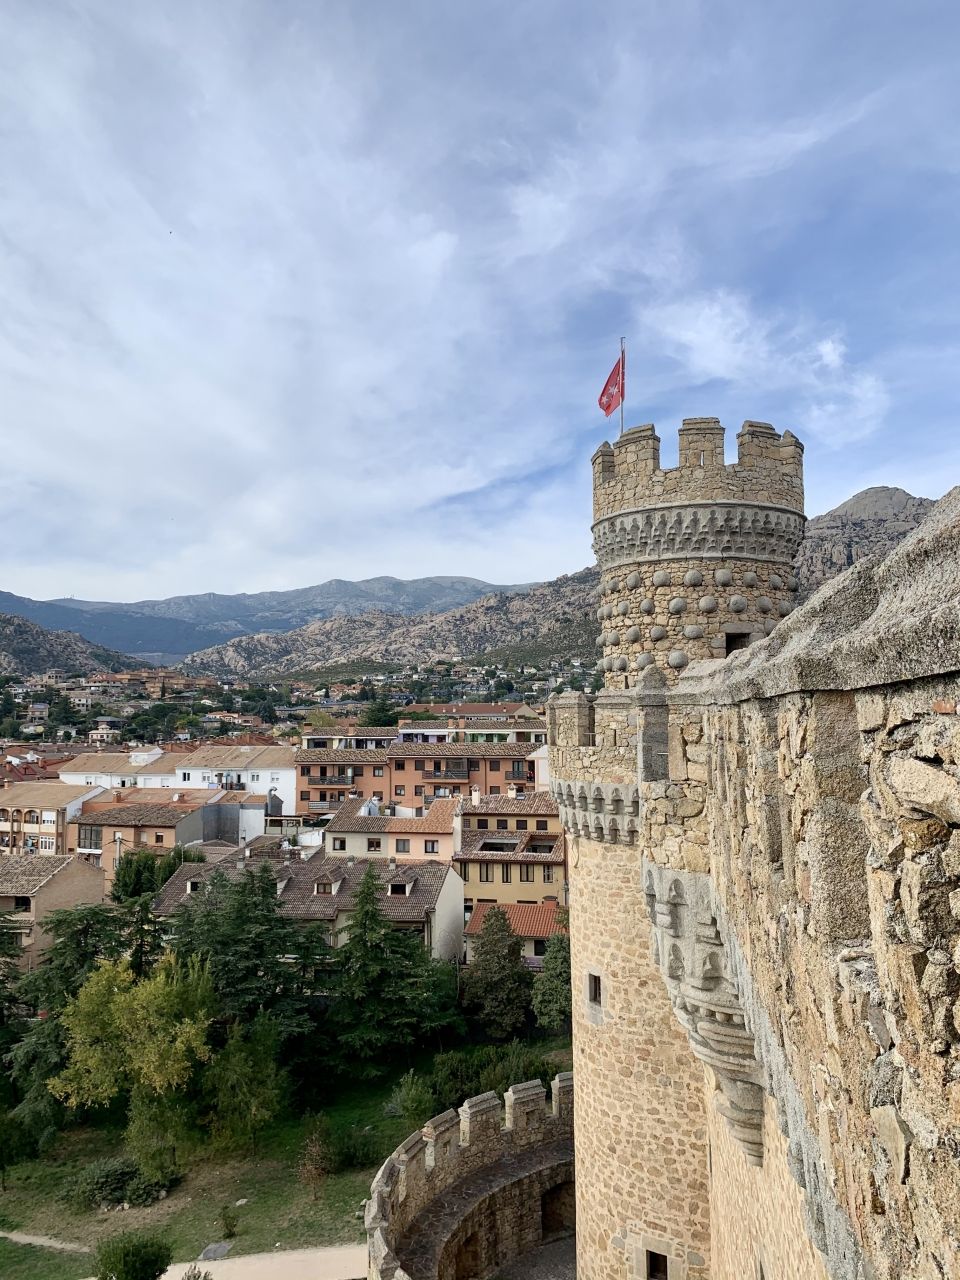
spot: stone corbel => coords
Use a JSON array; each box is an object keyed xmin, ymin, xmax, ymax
[{"xmin": 644, "ymin": 862, "xmax": 766, "ymax": 1165}]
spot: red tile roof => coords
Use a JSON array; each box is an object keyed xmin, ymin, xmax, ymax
[{"xmin": 464, "ymin": 900, "xmax": 565, "ymax": 939}]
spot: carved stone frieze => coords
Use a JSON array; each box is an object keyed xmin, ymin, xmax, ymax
[{"xmin": 592, "ymin": 501, "xmax": 805, "ymax": 571}]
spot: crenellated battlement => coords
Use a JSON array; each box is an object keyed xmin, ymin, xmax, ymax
[
  {"xmin": 367, "ymin": 1074, "xmax": 575, "ymax": 1280},
  {"xmin": 592, "ymin": 418, "xmax": 804, "ymax": 526}
]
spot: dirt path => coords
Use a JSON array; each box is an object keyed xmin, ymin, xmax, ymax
[
  {"xmin": 0, "ymin": 1227, "xmax": 91, "ymax": 1253},
  {"xmin": 162, "ymin": 1244, "xmax": 367, "ymax": 1279}
]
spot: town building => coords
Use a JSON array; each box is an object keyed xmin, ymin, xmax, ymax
[
  {"xmin": 454, "ymin": 790, "xmax": 566, "ymax": 915},
  {"xmin": 58, "ymin": 748, "xmax": 165, "ymax": 790},
  {"xmin": 325, "ymin": 795, "xmax": 461, "ymax": 861},
  {"xmin": 385, "ymin": 742, "xmax": 544, "ymax": 804},
  {"xmin": 171, "ymin": 745, "xmax": 297, "ymax": 811},
  {"xmin": 295, "ymin": 748, "xmax": 391, "ymax": 815},
  {"xmin": 464, "ymin": 900, "xmax": 565, "ymax": 969},
  {"xmin": 0, "ymin": 782, "xmax": 104, "ymax": 855},
  {"xmin": 154, "ymin": 853, "xmax": 465, "ymax": 959},
  {"xmin": 0, "ymin": 854, "xmax": 105, "ymax": 968}
]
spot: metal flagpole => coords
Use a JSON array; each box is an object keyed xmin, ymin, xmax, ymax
[{"xmin": 619, "ymin": 336, "xmax": 625, "ymax": 435}]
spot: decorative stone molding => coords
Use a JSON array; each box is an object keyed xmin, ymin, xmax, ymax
[
  {"xmin": 642, "ymin": 862, "xmax": 766, "ymax": 1167},
  {"xmin": 551, "ymin": 778, "xmax": 641, "ymax": 845},
  {"xmin": 592, "ymin": 501, "xmax": 804, "ymax": 571}
]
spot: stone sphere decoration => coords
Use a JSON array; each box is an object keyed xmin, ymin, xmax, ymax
[
  {"xmin": 596, "ymin": 607, "xmax": 605, "ymax": 622},
  {"xmin": 650, "ymin": 625, "xmax": 667, "ymax": 641},
  {"xmin": 608, "ymin": 630, "xmax": 620, "ymax": 644},
  {"xmin": 683, "ymin": 624, "xmax": 704, "ymax": 639},
  {"xmin": 617, "ymin": 601, "xmax": 630, "ymax": 616},
  {"xmin": 596, "ymin": 635, "xmax": 604, "ymax": 648},
  {"xmin": 626, "ymin": 571, "xmax": 641, "ymax": 589},
  {"xmin": 610, "ymin": 579, "xmax": 622, "ymax": 593},
  {"xmin": 769, "ymin": 573, "xmax": 784, "ymax": 590},
  {"xmin": 639, "ymin": 598, "xmax": 655, "ymax": 615},
  {"xmin": 636, "ymin": 653, "xmax": 654, "ymax": 668},
  {"xmin": 764, "ymin": 618, "xmax": 777, "ymax": 634},
  {"xmin": 778, "ymin": 601, "xmax": 792, "ymax": 616},
  {"xmin": 626, "ymin": 626, "xmax": 641, "ymax": 642},
  {"xmin": 787, "ymin": 576, "xmax": 799, "ymax": 592},
  {"xmin": 668, "ymin": 597, "xmax": 687, "ymax": 615},
  {"xmin": 699, "ymin": 595, "xmax": 718, "ymax": 613},
  {"xmin": 729, "ymin": 595, "xmax": 748, "ymax": 613},
  {"xmin": 615, "ymin": 656, "xmax": 629, "ymax": 671},
  {"xmin": 683, "ymin": 569, "xmax": 703, "ymax": 587},
  {"xmin": 667, "ymin": 649, "xmax": 689, "ymax": 669},
  {"xmin": 652, "ymin": 569, "xmax": 671, "ymax": 587},
  {"xmin": 742, "ymin": 571, "xmax": 759, "ymax": 587},
  {"xmin": 715, "ymin": 568, "xmax": 733, "ymax": 587},
  {"xmin": 756, "ymin": 597, "xmax": 772, "ymax": 613},
  {"xmin": 597, "ymin": 584, "xmax": 606, "ymax": 599},
  {"xmin": 603, "ymin": 656, "xmax": 613, "ymax": 670}
]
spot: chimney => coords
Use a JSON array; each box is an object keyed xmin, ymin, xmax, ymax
[
  {"xmin": 113, "ymin": 790, "xmax": 122, "ymax": 803},
  {"xmin": 470, "ymin": 784, "xmax": 481, "ymax": 807},
  {"xmin": 507, "ymin": 783, "xmax": 517, "ymax": 799},
  {"xmin": 388, "ymin": 856, "xmax": 397, "ymax": 872}
]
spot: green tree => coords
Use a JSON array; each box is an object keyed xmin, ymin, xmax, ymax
[
  {"xmin": 461, "ymin": 908, "xmax": 532, "ymax": 1040},
  {"xmin": 94, "ymin": 1230, "xmax": 172, "ymax": 1280},
  {"xmin": 0, "ymin": 909, "xmax": 22, "ymax": 1042},
  {"xmin": 205, "ymin": 1014, "xmax": 284, "ymax": 1152},
  {"xmin": 359, "ymin": 696, "xmax": 399, "ymax": 726},
  {"xmin": 172, "ymin": 864, "xmax": 318, "ymax": 1039},
  {"xmin": 112, "ymin": 846, "xmax": 204, "ymax": 904},
  {"xmin": 328, "ymin": 866, "xmax": 449, "ymax": 1073},
  {"xmin": 532, "ymin": 928, "xmax": 571, "ymax": 1034}
]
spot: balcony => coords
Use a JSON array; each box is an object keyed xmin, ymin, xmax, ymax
[
  {"xmin": 422, "ymin": 768, "xmax": 469, "ymax": 780},
  {"xmin": 218, "ymin": 780, "xmax": 247, "ymax": 792},
  {"xmin": 308, "ymin": 801, "xmax": 340, "ymax": 813},
  {"xmin": 307, "ymin": 774, "xmax": 354, "ymax": 787}
]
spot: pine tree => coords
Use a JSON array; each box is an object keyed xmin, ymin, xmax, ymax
[
  {"xmin": 462, "ymin": 908, "xmax": 532, "ymax": 1041},
  {"xmin": 328, "ymin": 866, "xmax": 449, "ymax": 1073},
  {"xmin": 532, "ymin": 930, "xmax": 571, "ymax": 1034}
]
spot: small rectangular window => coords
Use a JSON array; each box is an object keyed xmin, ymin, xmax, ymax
[
  {"xmin": 536, "ymin": 819, "xmax": 548, "ymax": 831},
  {"xmin": 501, "ymin": 864, "xmax": 511, "ymax": 883},
  {"xmin": 489, "ymin": 760, "xmax": 500, "ymax": 771},
  {"xmin": 373, "ymin": 767, "xmax": 384, "ymax": 777},
  {"xmin": 479, "ymin": 863, "xmax": 494, "ymax": 883},
  {"xmin": 589, "ymin": 973, "xmax": 602, "ymax": 1006},
  {"xmin": 396, "ymin": 838, "xmax": 410, "ymax": 853},
  {"xmin": 154, "ymin": 832, "xmax": 164, "ymax": 845},
  {"xmin": 533, "ymin": 939, "xmax": 547, "ymax": 957},
  {"xmin": 332, "ymin": 837, "xmax": 346, "ymax": 851},
  {"xmin": 543, "ymin": 865, "xmax": 554, "ymax": 883},
  {"xmin": 477, "ymin": 818, "xmax": 489, "ymax": 830},
  {"xmin": 300, "ymin": 790, "xmax": 310, "ymax": 801},
  {"xmin": 395, "ymin": 760, "xmax": 405, "ymax": 771},
  {"xmin": 424, "ymin": 839, "xmax": 438, "ymax": 854},
  {"xmin": 496, "ymin": 818, "xmax": 508, "ymax": 830},
  {"xmin": 520, "ymin": 865, "xmax": 534, "ymax": 882},
  {"xmin": 389, "ymin": 882, "xmax": 406, "ymax": 895},
  {"xmin": 516, "ymin": 819, "xmax": 527, "ymax": 831},
  {"xmin": 460, "ymin": 862, "xmax": 469, "ymax": 882},
  {"xmin": 354, "ymin": 766, "xmax": 364, "ymax": 777},
  {"xmin": 367, "ymin": 837, "xmax": 382, "ymax": 852}
]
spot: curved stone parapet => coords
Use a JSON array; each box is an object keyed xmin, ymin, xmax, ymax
[{"xmin": 366, "ymin": 1074, "xmax": 575, "ymax": 1280}]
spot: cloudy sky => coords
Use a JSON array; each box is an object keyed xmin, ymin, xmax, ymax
[{"xmin": 1, "ymin": 1, "xmax": 958, "ymax": 601}]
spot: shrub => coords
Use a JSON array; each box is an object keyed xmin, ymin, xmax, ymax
[
  {"xmin": 327, "ymin": 1123, "xmax": 381, "ymax": 1171},
  {"xmin": 181, "ymin": 1269, "xmax": 213, "ymax": 1280},
  {"xmin": 384, "ymin": 1069, "xmax": 436, "ymax": 1126},
  {"xmin": 298, "ymin": 1117, "xmax": 334, "ymax": 1201},
  {"xmin": 65, "ymin": 1156, "xmax": 173, "ymax": 1211},
  {"xmin": 218, "ymin": 1204, "xmax": 239, "ymax": 1239},
  {"xmin": 94, "ymin": 1231, "xmax": 172, "ymax": 1280},
  {"xmin": 429, "ymin": 1043, "xmax": 555, "ymax": 1112}
]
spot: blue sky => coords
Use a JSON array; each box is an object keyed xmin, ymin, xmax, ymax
[{"xmin": 1, "ymin": 1, "xmax": 958, "ymax": 600}]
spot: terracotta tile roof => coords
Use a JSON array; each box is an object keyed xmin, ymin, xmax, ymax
[
  {"xmin": 58, "ymin": 752, "xmax": 139, "ymax": 775},
  {"xmin": 465, "ymin": 901, "xmax": 565, "ymax": 939},
  {"xmin": 0, "ymin": 854, "xmax": 75, "ymax": 894},
  {"xmin": 133, "ymin": 752, "xmax": 186, "ymax": 776},
  {"xmin": 0, "ymin": 782, "xmax": 101, "ymax": 808},
  {"xmin": 386, "ymin": 742, "xmax": 535, "ymax": 759},
  {"xmin": 77, "ymin": 803, "xmax": 196, "ymax": 827},
  {"xmin": 177, "ymin": 746, "xmax": 296, "ymax": 770},
  {"xmin": 462, "ymin": 793, "xmax": 558, "ymax": 816},
  {"xmin": 456, "ymin": 829, "xmax": 565, "ymax": 863},
  {"xmin": 325, "ymin": 796, "xmax": 459, "ymax": 835},
  {"xmin": 153, "ymin": 854, "xmax": 455, "ymax": 926},
  {"xmin": 295, "ymin": 749, "xmax": 390, "ymax": 764}
]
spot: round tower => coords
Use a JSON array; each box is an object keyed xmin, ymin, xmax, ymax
[{"xmin": 592, "ymin": 418, "xmax": 805, "ymax": 682}]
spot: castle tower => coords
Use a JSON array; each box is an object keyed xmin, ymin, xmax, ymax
[
  {"xmin": 548, "ymin": 419, "xmax": 807, "ymax": 1280},
  {"xmin": 592, "ymin": 419, "xmax": 804, "ymax": 682}
]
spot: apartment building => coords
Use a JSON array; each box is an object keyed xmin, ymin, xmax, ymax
[
  {"xmin": 295, "ymin": 748, "xmax": 391, "ymax": 816},
  {"xmin": 154, "ymin": 853, "xmax": 465, "ymax": 959},
  {"xmin": 173, "ymin": 745, "xmax": 298, "ymax": 811},
  {"xmin": 454, "ymin": 790, "xmax": 566, "ymax": 916},
  {"xmin": 324, "ymin": 796, "xmax": 461, "ymax": 862},
  {"xmin": 0, "ymin": 854, "xmax": 105, "ymax": 968},
  {"xmin": 0, "ymin": 782, "xmax": 104, "ymax": 855},
  {"xmin": 59, "ymin": 748, "xmax": 165, "ymax": 790},
  {"xmin": 300, "ymin": 728, "xmax": 398, "ymax": 750},
  {"xmin": 386, "ymin": 742, "xmax": 542, "ymax": 804}
]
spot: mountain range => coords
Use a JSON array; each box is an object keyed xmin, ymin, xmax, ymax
[
  {"xmin": 0, "ymin": 487, "xmax": 936, "ymax": 679},
  {"xmin": 0, "ymin": 576, "xmax": 531, "ymax": 663}
]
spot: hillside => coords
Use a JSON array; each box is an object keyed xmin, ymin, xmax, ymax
[
  {"xmin": 0, "ymin": 614, "xmax": 142, "ymax": 677},
  {"xmin": 0, "ymin": 576, "xmax": 533, "ymax": 658},
  {"xmin": 180, "ymin": 570, "xmax": 600, "ymax": 678},
  {"xmin": 796, "ymin": 486, "xmax": 934, "ymax": 597},
  {"xmin": 180, "ymin": 486, "xmax": 934, "ymax": 680}
]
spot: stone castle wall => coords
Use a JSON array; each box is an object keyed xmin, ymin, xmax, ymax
[
  {"xmin": 591, "ymin": 420, "xmax": 805, "ymax": 683},
  {"xmin": 549, "ymin": 479, "xmax": 960, "ymax": 1280},
  {"xmin": 366, "ymin": 1075, "xmax": 574, "ymax": 1280}
]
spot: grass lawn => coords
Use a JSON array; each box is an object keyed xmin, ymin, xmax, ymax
[
  {"xmin": 0, "ymin": 1038, "xmax": 573, "ymax": 1266},
  {"xmin": 0, "ymin": 1077, "xmax": 408, "ymax": 1264},
  {"xmin": 0, "ymin": 1238, "xmax": 92, "ymax": 1280}
]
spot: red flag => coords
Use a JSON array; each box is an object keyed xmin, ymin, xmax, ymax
[{"xmin": 598, "ymin": 351, "xmax": 624, "ymax": 417}]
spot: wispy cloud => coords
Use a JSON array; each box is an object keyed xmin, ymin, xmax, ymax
[{"xmin": 0, "ymin": 0, "xmax": 957, "ymax": 599}]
